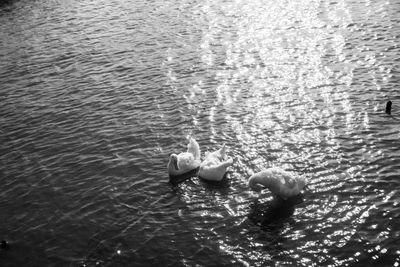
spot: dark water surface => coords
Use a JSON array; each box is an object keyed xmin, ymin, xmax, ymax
[{"xmin": 1, "ymin": 0, "xmax": 399, "ymax": 266}]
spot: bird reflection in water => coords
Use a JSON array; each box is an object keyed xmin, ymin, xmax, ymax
[
  {"xmin": 170, "ymin": 171, "xmax": 232, "ymax": 199},
  {"xmin": 248, "ymin": 194, "xmax": 304, "ymax": 230},
  {"xmin": 168, "ymin": 167, "xmax": 200, "ymax": 185},
  {"xmin": 199, "ymin": 173, "xmax": 231, "ymax": 195}
]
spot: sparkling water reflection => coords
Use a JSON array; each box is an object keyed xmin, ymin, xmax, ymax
[{"xmin": 1, "ymin": 0, "xmax": 399, "ymax": 266}]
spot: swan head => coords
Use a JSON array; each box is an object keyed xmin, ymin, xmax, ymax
[
  {"xmin": 168, "ymin": 154, "xmax": 179, "ymax": 171},
  {"xmin": 248, "ymin": 180, "xmax": 264, "ymax": 192},
  {"xmin": 248, "ymin": 173, "xmax": 278, "ymax": 192}
]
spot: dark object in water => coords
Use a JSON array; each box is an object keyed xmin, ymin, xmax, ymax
[
  {"xmin": 386, "ymin": 101, "xmax": 392, "ymax": 114},
  {"xmin": 248, "ymin": 194, "xmax": 305, "ymax": 229},
  {"xmin": 1, "ymin": 240, "xmax": 10, "ymax": 250}
]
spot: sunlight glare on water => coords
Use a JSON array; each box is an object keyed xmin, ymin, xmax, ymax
[
  {"xmin": 0, "ymin": 0, "xmax": 399, "ymax": 266},
  {"xmin": 166, "ymin": 0, "xmax": 400, "ymax": 265}
]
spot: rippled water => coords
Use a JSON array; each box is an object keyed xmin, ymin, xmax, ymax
[{"xmin": 1, "ymin": 0, "xmax": 399, "ymax": 266}]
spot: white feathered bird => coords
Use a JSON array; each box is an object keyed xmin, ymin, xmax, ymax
[
  {"xmin": 198, "ymin": 143, "xmax": 233, "ymax": 181},
  {"xmin": 248, "ymin": 167, "xmax": 307, "ymax": 200},
  {"xmin": 167, "ymin": 137, "xmax": 201, "ymax": 177}
]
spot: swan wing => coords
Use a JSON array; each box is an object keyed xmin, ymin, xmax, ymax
[
  {"xmin": 178, "ymin": 152, "xmax": 200, "ymax": 170},
  {"xmin": 199, "ymin": 157, "xmax": 232, "ymax": 181},
  {"xmin": 218, "ymin": 143, "xmax": 226, "ymax": 159},
  {"xmin": 283, "ymin": 175, "xmax": 296, "ymax": 189},
  {"xmin": 187, "ymin": 138, "xmax": 200, "ymax": 160}
]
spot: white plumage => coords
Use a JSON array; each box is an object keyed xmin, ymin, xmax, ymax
[
  {"xmin": 167, "ymin": 137, "xmax": 201, "ymax": 177},
  {"xmin": 248, "ymin": 167, "xmax": 307, "ymax": 200},
  {"xmin": 198, "ymin": 144, "xmax": 233, "ymax": 181}
]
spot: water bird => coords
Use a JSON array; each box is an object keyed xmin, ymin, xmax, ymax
[
  {"xmin": 386, "ymin": 101, "xmax": 392, "ymax": 114},
  {"xmin": 1, "ymin": 240, "xmax": 10, "ymax": 250},
  {"xmin": 168, "ymin": 137, "xmax": 201, "ymax": 177},
  {"xmin": 198, "ymin": 143, "xmax": 233, "ymax": 181},
  {"xmin": 248, "ymin": 167, "xmax": 307, "ymax": 200}
]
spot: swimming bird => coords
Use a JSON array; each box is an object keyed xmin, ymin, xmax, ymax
[
  {"xmin": 248, "ymin": 167, "xmax": 307, "ymax": 200},
  {"xmin": 167, "ymin": 137, "xmax": 201, "ymax": 177},
  {"xmin": 386, "ymin": 100, "xmax": 392, "ymax": 114},
  {"xmin": 198, "ymin": 143, "xmax": 233, "ymax": 181},
  {"xmin": 1, "ymin": 240, "xmax": 10, "ymax": 250}
]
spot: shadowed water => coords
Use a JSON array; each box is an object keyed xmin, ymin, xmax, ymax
[{"xmin": 0, "ymin": 0, "xmax": 399, "ymax": 266}]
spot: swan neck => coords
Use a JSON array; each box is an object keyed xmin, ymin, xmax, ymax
[{"xmin": 249, "ymin": 174, "xmax": 273, "ymax": 190}]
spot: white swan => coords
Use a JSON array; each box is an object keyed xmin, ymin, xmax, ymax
[
  {"xmin": 198, "ymin": 143, "xmax": 233, "ymax": 181},
  {"xmin": 167, "ymin": 137, "xmax": 201, "ymax": 177},
  {"xmin": 248, "ymin": 167, "xmax": 307, "ymax": 200}
]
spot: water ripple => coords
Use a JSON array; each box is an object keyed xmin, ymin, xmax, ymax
[{"xmin": 1, "ymin": 0, "xmax": 400, "ymax": 266}]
